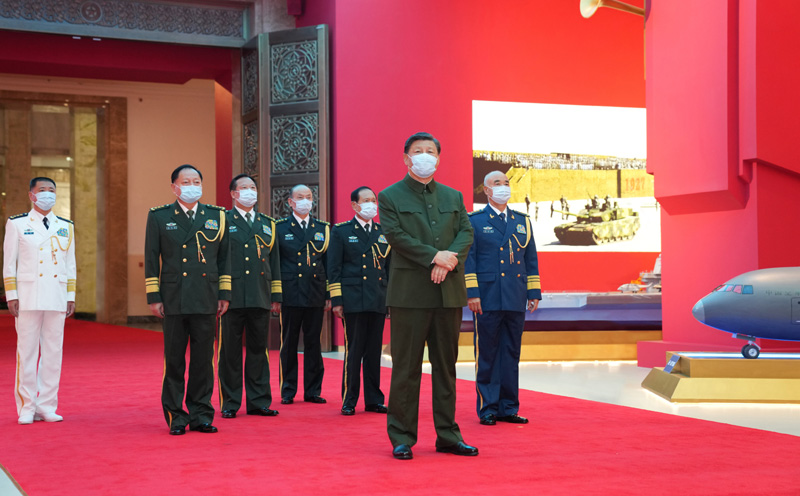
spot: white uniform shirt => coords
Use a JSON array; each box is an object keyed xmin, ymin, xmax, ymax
[{"xmin": 3, "ymin": 209, "xmax": 77, "ymax": 311}]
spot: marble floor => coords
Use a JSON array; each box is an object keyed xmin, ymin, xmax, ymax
[{"xmin": 2, "ymin": 354, "xmax": 797, "ymax": 494}]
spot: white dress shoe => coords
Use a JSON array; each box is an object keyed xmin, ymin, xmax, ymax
[
  {"xmin": 34, "ymin": 412, "xmax": 63, "ymax": 422},
  {"xmin": 18, "ymin": 414, "xmax": 34, "ymax": 425}
]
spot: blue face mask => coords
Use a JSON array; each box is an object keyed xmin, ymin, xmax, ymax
[
  {"xmin": 34, "ymin": 191, "xmax": 56, "ymax": 211},
  {"xmin": 178, "ymin": 185, "xmax": 202, "ymax": 204},
  {"xmin": 237, "ymin": 189, "xmax": 258, "ymax": 208},
  {"xmin": 294, "ymin": 198, "xmax": 313, "ymax": 215},
  {"xmin": 409, "ymin": 153, "xmax": 438, "ymax": 178}
]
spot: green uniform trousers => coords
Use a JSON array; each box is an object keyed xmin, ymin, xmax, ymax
[
  {"xmin": 218, "ymin": 307, "xmax": 273, "ymax": 413},
  {"xmin": 161, "ymin": 314, "xmax": 216, "ymax": 428},
  {"xmin": 387, "ymin": 306, "xmax": 463, "ymax": 448}
]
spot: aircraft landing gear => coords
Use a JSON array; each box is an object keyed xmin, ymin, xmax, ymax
[
  {"xmin": 742, "ymin": 343, "xmax": 760, "ymax": 359},
  {"xmin": 733, "ymin": 334, "xmax": 761, "ymax": 359}
]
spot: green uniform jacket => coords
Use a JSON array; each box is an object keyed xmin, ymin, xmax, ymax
[
  {"xmin": 327, "ymin": 218, "xmax": 390, "ymax": 314},
  {"xmin": 226, "ymin": 209, "xmax": 282, "ymax": 310},
  {"xmin": 145, "ymin": 201, "xmax": 232, "ymax": 315},
  {"xmin": 378, "ymin": 174, "xmax": 474, "ymax": 308}
]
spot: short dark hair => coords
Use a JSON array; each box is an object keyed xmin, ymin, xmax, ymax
[
  {"xmin": 230, "ymin": 173, "xmax": 256, "ymax": 191},
  {"xmin": 171, "ymin": 164, "xmax": 203, "ymax": 183},
  {"xmin": 29, "ymin": 177, "xmax": 56, "ymax": 191},
  {"xmin": 351, "ymin": 186, "xmax": 375, "ymax": 202},
  {"xmin": 404, "ymin": 132, "xmax": 441, "ymax": 154}
]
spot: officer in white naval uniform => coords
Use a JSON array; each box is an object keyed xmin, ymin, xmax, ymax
[{"xmin": 3, "ymin": 177, "xmax": 76, "ymax": 425}]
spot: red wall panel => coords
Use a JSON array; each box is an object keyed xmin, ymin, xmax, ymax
[{"xmin": 300, "ymin": 0, "xmax": 647, "ymax": 295}]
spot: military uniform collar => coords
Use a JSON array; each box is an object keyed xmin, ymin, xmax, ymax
[
  {"xmin": 28, "ymin": 208, "xmax": 55, "ymax": 224},
  {"xmin": 403, "ymin": 173, "xmax": 437, "ymax": 193},
  {"xmin": 353, "ymin": 215, "xmax": 372, "ymax": 231},
  {"xmin": 292, "ymin": 211, "xmax": 312, "ymax": 225},
  {"xmin": 235, "ymin": 205, "xmax": 256, "ymax": 220},
  {"xmin": 174, "ymin": 200, "xmax": 201, "ymax": 215},
  {"xmin": 487, "ymin": 204, "xmax": 508, "ymax": 217}
]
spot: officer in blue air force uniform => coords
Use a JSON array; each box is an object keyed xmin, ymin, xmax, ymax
[{"xmin": 465, "ymin": 171, "xmax": 541, "ymax": 426}]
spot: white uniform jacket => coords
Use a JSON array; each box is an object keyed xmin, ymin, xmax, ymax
[{"xmin": 3, "ymin": 210, "xmax": 76, "ymax": 312}]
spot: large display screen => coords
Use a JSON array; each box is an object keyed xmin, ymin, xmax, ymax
[{"xmin": 472, "ymin": 101, "xmax": 658, "ymax": 252}]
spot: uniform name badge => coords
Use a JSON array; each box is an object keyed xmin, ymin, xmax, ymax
[
  {"xmin": 348, "ymin": 235, "xmax": 359, "ymax": 243},
  {"xmin": 204, "ymin": 219, "xmax": 219, "ymax": 230},
  {"xmin": 378, "ymin": 234, "xmax": 388, "ymax": 244},
  {"xmin": 229, "ymin": 225, "xmax": 237, "ymax": 232},
  {"xmin": 56, "ymin": 227, "xmax": 69, "ymax": 237},
  {"xmin": 263, "ymin": 225, "xmax": 272, "ymax": 236},
  {"xmin": 482, "ymin": 226, "xmax": 494, "ymax": 233},
  {"xmin": 23, "ymin": 228, "xmax": 35, "ymax": 235},
  {"xmin": 314, "ymin": 232, "xmax": 325, "ymax": 241},
  {"xmin": 516, "ymin": 224, "xmax": 526, "ymax": 234},
  {"xmin": 285, "ymin": 233, "xmax": 294, "ymax": 240},
  {"xmin": 166, "ymin": 222, "xmax": 178, "ymax": 231}
]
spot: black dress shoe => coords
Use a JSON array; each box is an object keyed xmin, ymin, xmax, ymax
[
  {"xmin": 480, "ymin": 414, "xmax": 497, "ymax": 426},
  {"xmin": 169, "ymin": 426, "xmax": 186, "ymax": 436},
  {"xmin": 392, "ymin": 444, "xmax": 413, "ymax": 460},
  {"xmin": 341, "ymin": 407, "xmax": 355, "ymax": 416},
  {"xmin": 248, "ymin": 408, "xmax": 279, "ymax": 416},
  {"xmin": 303, "ymin": 396, "xmax": 327, "ymax": 404},
  {"xmin": 221, "ymin": 410, "xmax": 236, "ymax": 419},
  {"xmin": 365, "ymin": 404, "xmax": 388, "ymax": 413},
  {"xmin": 281, "ymin": 397, "xmax": 294, "ymax": 404},
  {"xmin": 497, "ymin": 414, "xmax": 529, "ymax": 424},
  {"xmin": 189, "ymin": 423, "xmax": 218, "ymax": 433},
  {"xmin": 436, "ymin": 441, "xmax": 479, "ymax": 456}
]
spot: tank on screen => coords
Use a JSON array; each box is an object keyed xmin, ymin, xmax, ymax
[
  {"xmin": 553, "ymin": 197, "xmax": 640, "ymax": 245},
  {"xmin": 691, "ymin": 267, "xmax": 800, "ymax": 359}
]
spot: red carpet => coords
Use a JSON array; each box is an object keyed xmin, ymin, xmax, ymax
[{"xmin": 1, "ymin": 316, "xmax": 799, "ymax": 495}]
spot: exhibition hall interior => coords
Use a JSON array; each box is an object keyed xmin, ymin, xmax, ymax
[{"xmin": 0, "ymin": 0, "xmax": 798, "ymax": 494}]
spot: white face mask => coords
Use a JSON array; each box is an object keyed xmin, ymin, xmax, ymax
[
  {"xmin": 178, "ymin": 185, "xmax": 202, "ymax": 204},
  {"xmin": 489, "ymin": 185, "xmax": 511, "ymax": 204},
  {"xmin": 236, "ymin": 189, "xmax": 258, "ymax": 208},
  {"xmin": 34, "ymin": 191, "xmax": 57, "ymax": 211},
  {"xmin": 293, "ymin": 198, "xmax": 313, "ymax": 216},
  {"xmin": 357, "ymin": 202, "xmax": 378, "ymax": 220},
  {"xmin": 408, "ymin": 153, "xmax": 438, "ymax": 178}
]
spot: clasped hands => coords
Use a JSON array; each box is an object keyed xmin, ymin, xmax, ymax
[{"xmin": 431, "ymin": 250, "xmax": 459, "ymax": 284}]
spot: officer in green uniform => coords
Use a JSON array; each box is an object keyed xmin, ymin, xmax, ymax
[
  {"xmin": 379, "ymin": 132, "xmax": 478, "ymax": 460},
  {"xmin": 275, "ymin": 184, "xmax": 330, "ymax": 404},
  {"xmin": 218, "ymin": 174, "xmax": 282, "ymax": 419},
  {"xmin": 328, "ymin": 186, "xmax": 390, "ymax": 416},
  {"xmin": 145, "ymin": 164, "xmax": 231, "ymax": 436}
]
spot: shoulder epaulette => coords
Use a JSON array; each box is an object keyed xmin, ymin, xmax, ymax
[
  {"xmin": 57, "ymin": 216, "xmax": 74, "ymax": 224},
  {"xmin": 317, "ymin": 219, "xmax": 330, "ymax": 226},
  {"xmin": 468, "ymin": 210, "xmax": 483, "ymax": 216},
  {"xmin": 150, "ymin": 204, "xmax": 171, "ymax": 212},
  {"xmin": 512, "ymin": 209, "xmax": 529, "ymax": 217},
  {"xmin": 9, "ymin": 213, "xmax": 28, "ymax": 220},
  {"xmin": 259, "ymin": 213, "xmax": 275, "ymax": 222},
  {"xmin": 275, "ymin": 217, "xmax": 289, "ymax": 224},
  {"xmin": 206, "ymin": 204, "xmax": 225, "ymax": 211},
  {"xmin": 334, "ymin": 220, "xmax": 350, "ymax": 227}
]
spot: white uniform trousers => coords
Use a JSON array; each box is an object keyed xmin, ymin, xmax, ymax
[{"xmin": 15, "ymin": 310, "xmax": 66, "ymax": 417}]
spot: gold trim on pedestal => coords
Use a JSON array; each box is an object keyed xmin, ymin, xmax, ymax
[{"xmin": 642, "ymin": 352, "xmax": 800, "ymax": 404}]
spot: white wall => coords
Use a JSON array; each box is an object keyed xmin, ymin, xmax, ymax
[{"xmin": 0, "ymin": 74, "xmax": 217, "ymax": 316}]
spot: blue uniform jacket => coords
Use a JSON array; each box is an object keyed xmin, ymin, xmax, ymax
[{"xmin": 464, "ymin": 206, "xmax": 541, "ymax": 312}]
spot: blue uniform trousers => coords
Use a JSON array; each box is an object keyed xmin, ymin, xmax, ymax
[{"xmin": 473, "ymin": 310, "xmax": 525, "ymax": 418}]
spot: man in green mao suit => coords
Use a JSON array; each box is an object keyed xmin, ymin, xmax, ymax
[
  {"xmin": 218, "ymin": 174, "xmax": 282, "ymax": 419},
  {"xmin": 378, "ymin": 132, "xmax": 478, "ymax": 460},
  {"xmin": 145, "ymin": 164, "xmax": 231, "ymax": 436}
]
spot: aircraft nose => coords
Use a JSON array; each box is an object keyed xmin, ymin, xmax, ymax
[{"xmin": 692, "ymin": 300, "xmax": 705, "ymax": 323}]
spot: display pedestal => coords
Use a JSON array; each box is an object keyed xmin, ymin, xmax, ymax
[{"xmin": 641, "ymin": 352, "xmax": 800, "ymax": 403}]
